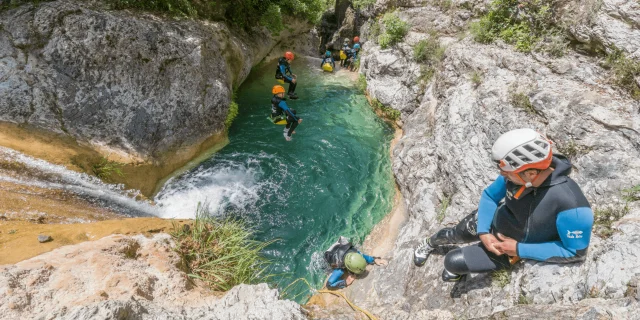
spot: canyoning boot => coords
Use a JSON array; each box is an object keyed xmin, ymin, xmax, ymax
[
  {"xmin": 441, "ymin": 269, "xmax": 465, "ymax": 282},
  {"xmin": 413, "ymin": 238, "xmax": 434, "ymax": 267},
  {"xmin": 283, "ymin": 132, "xmax": 292, "ymax": 141},
  {"xmin": 288, "ymin": 93, "xmax": 299, "ymax": 100}
]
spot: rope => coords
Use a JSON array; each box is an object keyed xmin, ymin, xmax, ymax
[{"xmin": 283, "ymin": 278, "xmax": 378, "ymax": 320}]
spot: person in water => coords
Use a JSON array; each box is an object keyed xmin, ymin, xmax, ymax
[
  {"xmin": 320, "ymin": 51, "xmax": 336, "ymax": 70},
  {"xmin": 413, "ymin": 128, "xmax": 594, "ymax": 282},
  {"xmin": 275, "ymin": 51, "xmax": 298, "ymax": 100},
  {"xmin": 324, "ymin": 237, "xmax": 387, "ymax": 289},
  {"xmin": 347, "ymin": 44, "xmax": 360, "ymax": 72},
  {"xmin": 340, "ymin": 38, "xmax": 351, "ymax": 67},
  {"xmin": 271, "ymin": 85, "xmax": 302, "ymax": 141}
]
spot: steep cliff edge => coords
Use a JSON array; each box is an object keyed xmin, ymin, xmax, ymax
[
  {"xmin": 316, "ymin": 0, "xmax": 640, "ymax": 318},
  {"xmin": 0, "ymin": 0, "xmax": 316, "ymax": 195}
]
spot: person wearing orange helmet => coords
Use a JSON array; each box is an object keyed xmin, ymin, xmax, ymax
[
  {"xmin": 275, "ymin": 51, "xmax": 298, "ymax": 100},
  {"xmin": 271, "ymin": 85, "xmax": 302, "ymax": 141},
  {"xmin": 413, "ymin": 129, "xmax": 594, "ymax": 282}
]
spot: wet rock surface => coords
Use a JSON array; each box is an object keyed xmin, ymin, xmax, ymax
[
  {"xmin": 319, "ymin": 0, "xmax": 640, "ymax": 319},
  {"xmin": 0, "ymin": 234, "xmax": 305, "ymax": 320}
]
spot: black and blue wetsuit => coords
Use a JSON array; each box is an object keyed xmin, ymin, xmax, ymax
[
  {"xmin": 428, "ymin": 155, "xmax": 594, "ymax": 275},
  {"xmin": 275, "ymin": 57, "xmax": 297, "ymax": 94},
  {"xmin": 321, "ymin": 56, "xmax": 336, "ymax": 69},
  {"xmin": 271, "ymin": 95, "xmax": 299, "ymax": 137},
  {"xmin": 327, "ymin": 251, "xmax": 375, "ymax": 289}
]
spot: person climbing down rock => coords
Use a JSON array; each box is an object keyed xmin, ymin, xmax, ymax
[
  {"xmin": 270, "ymin": 85, "xmax": 301, "ymax": 139},
  {"xmin": 324, "ymin": 236, "xmax": 387, "ymax": 289},
  {"xmin": 275, "ymin": 51, "xmax": 298, "ymax": 99},
  {"xmin": 340, "ymin": 38, "xmax": 351, "ymax": 67},
  {"xmin": 353, "ymin": 36, "xmax": 361, "ymax": 49},
  {"xmin": 413, "ymin": 128, "xmax": 594, "ymax": 282},
  {"xmin": 321, "ymin": 50, "xmax": 335, "ymax": 72}
]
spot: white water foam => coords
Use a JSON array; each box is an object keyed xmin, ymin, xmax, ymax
[
  {"xmin": 154, "ymin": 155, "xmax": 286, "ymax": 219},
  {"xmin": 0, "ymin": 146, "xmax": 157, "ymax": 216}
]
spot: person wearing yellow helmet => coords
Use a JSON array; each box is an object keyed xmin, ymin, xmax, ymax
[
  {"xmin": 275, "ymin": 51, "xmax": 298, "ymax": 99},
  {"xmin": 413, "ymin": 128, "xmax": 593, "ymax": 282},
  {"xmin": 271, "ymin": 85, "xmax": 302, "ymax": 141},
  {"xmin": 324, "ymin": 236, "xmax": 387, "ymax": 289}
]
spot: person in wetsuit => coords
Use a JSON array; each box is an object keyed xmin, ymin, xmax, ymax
[
  {"xmin": 275, "ymin": 51, "xmax": 298, "ymax": 100},
  {"xmin": 413, "ymin": 128, "xmax": 594, "ymax": 282},
  {"xmin": 324, "ymin": 236, "xmax": 387, "ymax": 289},
  {"xmin": 271, "ymin": 85, "xmax": 302, "ymax": 141},
  {"xmin": 320, "ymin": 51, "xmax": 336, "ymax": 70},
  {"xmin": 340, "ymin": 39, "xmax": 351, "ymax": 67},
  {"xmin": 347, "ymin": 44, "xmax": 360, "ymax": 72}
]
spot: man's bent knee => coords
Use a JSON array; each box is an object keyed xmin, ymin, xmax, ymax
[{"xmin": 444, "ymin": 249, "xmax": 470, "ymax": 275}]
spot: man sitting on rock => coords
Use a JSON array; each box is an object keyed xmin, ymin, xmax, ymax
[
  {"xmin": 413, "ymin": 128, "xmax": 594, "ymax": 282},
  {"xmin": 324, "ymin": 236, "xmax": 387, "ymax": 289},
  {"xmin": 275, "ymin": 51, "xmax": 298, "ymax": 100}
]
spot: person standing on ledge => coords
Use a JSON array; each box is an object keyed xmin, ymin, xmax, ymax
[
  {"xmin": 413, "ymin": 128, "xmax": 594, "ymax": 282},
  {"xmin": 324, "ymin": 236, "xmax": 387, "ymax": 289},
  {"xmin": 275, "ymin": 51, "xmax": 299, "ymax": 100}
]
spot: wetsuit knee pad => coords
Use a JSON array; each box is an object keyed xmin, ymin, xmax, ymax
[{"xmin": 444, "ymin": 249, "xmax": 470, "ymax": 275}]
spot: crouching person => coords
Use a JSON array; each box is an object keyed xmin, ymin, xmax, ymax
[{"xmin": 324, "ymin": 236, "xmax": 387, "ymax": 289}]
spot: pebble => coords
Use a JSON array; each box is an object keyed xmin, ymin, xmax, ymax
[{"xmin": 38, "ymin": 235, "xmax": 53, "ymax": 243}]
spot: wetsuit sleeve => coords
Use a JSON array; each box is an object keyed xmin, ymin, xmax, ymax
[
  {"xmin": 477, "ymin": 175, "xmax": 507, "ymax": 235},
  {"xmin": 517, "ymin": 207, "xmax": 593, "ymax": 262},
  {"xmin": 278, "ymin": 101, "xmax": 298, "ymax": 121},
  {"xmin": 327, "ymin": 269, "xmax": 346, "ymax": 289},
  {"xmin": 279, "ymin": 64, "xmax": 292, "ymax": 81},
  {"xmin": 357, "ymin": 251, "xmax": 376, "ymax": 264}
]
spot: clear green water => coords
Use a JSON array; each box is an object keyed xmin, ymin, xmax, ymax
[{"xmin": 154, "ymin": 59, "xmax": 394, "ymax": 301}]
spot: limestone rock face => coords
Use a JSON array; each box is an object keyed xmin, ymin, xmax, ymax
[
  {"xmin": 0, "ymin": 0, "xmax": 307, "ymax": 160},
  {"xmin": 0, "ymin": 234, "xmax": 305, "ymax": 320},
  {"xmin": 338, "ymin": 1, "xmax": 640, "ymax": 319}
]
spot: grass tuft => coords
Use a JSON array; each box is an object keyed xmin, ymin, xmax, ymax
[
  {"xmin": 357, "ymin": 74, "xmax": 368, "ymax": 93},
  {"xmin": 593, "ymin": 204, "xmax": 630, "ymax": 238},
  {"xmin": 370, "ymin": 99, "xmax": 401, "ymax": 121},
  {"xmin": 510, "ymin": 91, "xmax": 536, "ymax": 114},
  {"xmin": 622, "ymin": 185, "xmax": 640, "ymax": 202},
  {"xmin": 518, "ymin": 293, "xmax": 532, "ymax": 304},
  {"xmin": 471, "ymin": 70, "xmax": 483, "ymax": 87},
  {"xmin": 491, "ymin": 268, "xmax": 511, "ymax": 288},
  {"xmin": 92, "ymin": 157, "xmax": 125, "ymax": 182},
  {"xmin": 604, "ymin": 48, "xmax": 640, "ymax": 99},
  {"xmin": 436, "ymin": 194, "xmax": 451, "ymax": 223},
  {"xmin": 170, "ymin": 204, "xmax": 273, "ymax": 292},
  {"xmin": 225, "ymin": 101, "xmax": 239, "ymax": 130}
]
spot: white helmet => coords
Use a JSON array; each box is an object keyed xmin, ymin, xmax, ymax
[{"xmin": 491, "ymin": 128, "xmax": 553, "ymax": 173}]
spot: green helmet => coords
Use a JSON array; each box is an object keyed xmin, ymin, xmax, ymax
[{"xmin": 344, "ymin": 252, "xmax": 367, "ymax": 274}]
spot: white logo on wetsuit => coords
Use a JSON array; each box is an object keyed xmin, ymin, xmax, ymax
[{"xmin": 567, "ymin": 230, "xmax": 583, "ymax": 238}]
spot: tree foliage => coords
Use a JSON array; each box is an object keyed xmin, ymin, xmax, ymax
[{"xmin": 109, "ymin": 0, "xmax": 330, "ymax": 33}]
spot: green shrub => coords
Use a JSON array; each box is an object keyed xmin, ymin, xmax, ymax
[
  {"xmin": 605, "ymin": 49, "xmax": 640, "ymax": 99},
  {"xmin": 353, "ymin": 0, "xmax": 375, "ymax": 9},
  {"xmin": 413, "ymin": 37, "xmax": 445, "ymax": 64},
  {"xmin": 593, "ymin": 205, "xmax": 630, "ymax": 238},
  {"xmin": 92, "ymin": 157, "xmax": 125, "ymax": 181},
  {"xmin": 371, "ymin": 99, "xmax": 401, "ymax": 121},
  {"xmin": 171, "ymin": 204, "xmax": 273, "ymax": 291},
  {"xmin": 357, "ymin": 74, "xmax": 367, "ymax": 92},
  {"xmin": 510, "ymin": 91, "xmax": 536, "ymax": 114},
  {"xmin": 108, "ymin": 0, "xmax": 328, "ymax": 33},
  {"xmin": 369, "ymin": 19, "xmax": 381, "ymax": 42},
  {"xmin": 378, "ymin": 12, "xmax": 409, "ymax": 49},
  {"xmin": 470, "ymin": 0, "xmax": 565, "ymax": 53},
  {"xmin": 225, "ymin": 101, "xmax": 239, "ymax": 130}
]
